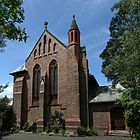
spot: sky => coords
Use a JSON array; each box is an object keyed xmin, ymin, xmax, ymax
[{"xmin": 0, "ymin": 0, "xmax": 119, "ymax": 98}]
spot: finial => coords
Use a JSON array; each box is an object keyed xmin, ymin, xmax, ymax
[
  {"xmin": 44, "ymin": 21, "xmax": 48, "ymax": 30},
  {"xmin": 73, "ymin": 15, "xmax": 75, "ymax": 19},
  {"xmin": 69, "ymin": 15, "xmax": 79, "ymax": 31}
]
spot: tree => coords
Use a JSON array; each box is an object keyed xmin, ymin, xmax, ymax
[
  {"xmin": 0, "ymin": 96, "xmax": 14, "ymax": 131},
  {"xmin": 100, "ymin": 0, "xmax": 140, "ymax": 86},
  {"xmin": 0, "ymin": 83, "xmax": 9, "ymax": 93},
  {"xmin": 117, "ymin": 85, "xmax": 140, "ymax": 139},
  {"xmin": 0, "ymin": 0, "xmax": 28, "ymax": 51},
  {"xmin": 100, "ymin": 0, "xmax": 140, "ymax": 138}
]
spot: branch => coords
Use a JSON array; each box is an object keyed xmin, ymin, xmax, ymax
[{"xmin": 0, "ymin": 82, "xmax": 9, "ymax": 93}]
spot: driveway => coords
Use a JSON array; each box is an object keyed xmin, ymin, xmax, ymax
[{"xmin": 0, "ymin": 133, "xmax": 131, "ymax": 140}]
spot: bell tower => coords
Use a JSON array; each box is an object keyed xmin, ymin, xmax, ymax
[{"xmin": 68, "ymin": 15, "xmax": 80, "ymax": 47}]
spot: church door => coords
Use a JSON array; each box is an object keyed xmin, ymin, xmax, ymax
[{"xmin": 110, "ymin": 107, "xmax": 125, "ymax": 130}]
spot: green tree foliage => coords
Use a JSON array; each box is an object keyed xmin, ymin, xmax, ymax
[
  {"xmin": 100, "ymin": 0, "xmax": 140, "ymax": 86},
  {"xmin": 100, "ymin": 0, "xmax": 140, "ymax": 138},
  {"xmin": 117, "ymin": 85, "xmax": 140, "ymax": 138},
  {"xmin": 0, "ymin": 0, "xmax": 28, "ymax": 51},
  {"xmin": 0, "ymin": 96, "xmax": 14, "ymax": 131}
]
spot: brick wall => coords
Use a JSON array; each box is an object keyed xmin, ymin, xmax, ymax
[
  {"xmin": 79, "ymin": 49, "xmax": 89, "ymax": 127},
  {"xmin": 25, "ymin": 31, "xmax": 68, "ymax": 128},
  {"xmin": 12, "ymin": 26, "xmax": 90, "ymax": 130},
  {"xmin": 89, "ymin": 102, "xmax": 115, "ymax": 131},
  {"xmin": 13, "ymin": 76, "xmax": 24, "ymax": 127}
]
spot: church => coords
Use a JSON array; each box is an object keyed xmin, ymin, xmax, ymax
[{"xmin": 10, "ymin": 16, "xmax": 127, "ymax": 133}]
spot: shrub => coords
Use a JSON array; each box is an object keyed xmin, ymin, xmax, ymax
[
  {"xmin": 22, "ymin": 122, "xmax": 31, "ymax": 132},
  {"xmin": 85, "ymin": 128, "xmax": 93, "ymax": 136},
  {"xmin": 47, "ymin": 111, "xmax": 64, "ymax": 133},
  {"xmin": 22, "ymin": 122, "xmax": 37, "ymax": 133},
  {"xmin": 132, "ymin": 127, "xmax": 140, "ymax": 140},
  {"xmin": 10, "ymin": 126, "xmax": 20, "ymax": 133},
  {"xmin": 59, "ymin": 129, "xmax": 66, "ymax": 136},
  {"xmin": 75, "ymin": 126, "xmax": 97, "ymax": 136},
  {"xmin": 31, "ymin": 122, "xmax": 37, "ymax": 133},
  {"xmin": 75, "ymin": 126, "xmax": 86, "ymax": 135}
]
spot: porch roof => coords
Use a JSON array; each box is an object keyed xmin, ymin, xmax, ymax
[
  {"xmin": 10, "ymin": 63, "xmax": 27, "ymax": 75},
  {"xmin": 89, "ymin": 84, "xmax": 124, "ymax": 103}
]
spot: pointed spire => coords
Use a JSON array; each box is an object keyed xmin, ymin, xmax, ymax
[
  {"xmin": 69, "ymin": 15, "xmax": 79, "ymax": 31},
  {"xmin": 68, "ymin": 15, "xmax": 80, "ymax": 47}
]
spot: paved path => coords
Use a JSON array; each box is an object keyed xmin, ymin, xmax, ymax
[{"xmin": 0, "ymin": 133, "xmax": 131, "ymax": 140}]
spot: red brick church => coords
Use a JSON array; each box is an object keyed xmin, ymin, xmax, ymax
[{"xmin": 10, "ymin": 16, "xmax": 127, "ymax": 133}]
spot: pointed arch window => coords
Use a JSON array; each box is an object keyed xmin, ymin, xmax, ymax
[
  {"xmin": 49, "ymin": 60, "xmax": 58, "ymax": 104},
  {"xmin": 39, "ymin": 42, "xmax": 41, "ymax": 56},
  {"xmin": 33, "ymin": 64, "xmax": 41, "ymax": 103},
  {"xmin": 53, "ymin": 43, "xmax": 56, "ymax": 52},
  {"xmin": 48, "ymin": 39, "xmax": 51, "ymax": 53},
  {"xmin": 43, "ymin": 35, "xmax": 46, "ymax": 54},
  {"xmin": 34, "ymin": 49, "xmax": 37, "ymax": 58}
]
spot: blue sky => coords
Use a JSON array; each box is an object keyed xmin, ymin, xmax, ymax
[{"xmin": 0, "ymin": 0, "xmax": 119, "ymax": 97}]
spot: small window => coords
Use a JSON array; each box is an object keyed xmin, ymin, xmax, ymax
[
  {"xmin": 53, "ymin": 43, "xmax": 56, "ymax": 52},
  {"xmin": 34, "ymin": 49, "xmax": 37, "ymax": 57},
  {"xmin": 48, "ymin": 39, "xmax": 51, "ymax": 53},
  {"xmin": 39, "ymin": 42, "xmax": 41, "ymax": 56},
  {"xmin": 71, "ymin": 32, "xmax": 73, "ymax": 42},
  {"xmin": 75, "ymin": 31, "xmax": 78, "ymax": 41},
  {"xmin": 43, "ymin": 35, "xmax": 46, "ymax": 54}
]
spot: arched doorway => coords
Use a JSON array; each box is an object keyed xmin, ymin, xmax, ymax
[{"xmin": 110, "ymin": 107, "xmax": 125, "ymax": 130}]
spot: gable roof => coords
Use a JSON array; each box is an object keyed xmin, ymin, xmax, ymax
[
  {"xmin": 25, "ymin": 29, "xmax": 67, "ymax": 62},
  {"xmin": 46, "ymin": 30, "xmax": 67, "ymax": 48},
  {"xmin": 89, "ymin": 90, "xmax": 122, "ymax": 103},
  {"xmin": 10, "ymin": 29, "xmax": 67, "ymax": 76}
]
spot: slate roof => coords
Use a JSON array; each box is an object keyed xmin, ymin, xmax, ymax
[
  {"xmin": 89, "ymin": 84, "xmax": 124, "ymax": 103},
  {"xmin": 69, "ymin": 15, "xmax": 79, "ymax": 31},
  {"xmin": 10, "ymin": 63, "xmax": 27, "ymax": 75}
]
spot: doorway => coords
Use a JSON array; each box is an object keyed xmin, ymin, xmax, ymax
[{"xmin": 110, "ymin": 107, "xmax": 125, "ymax": 130}]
